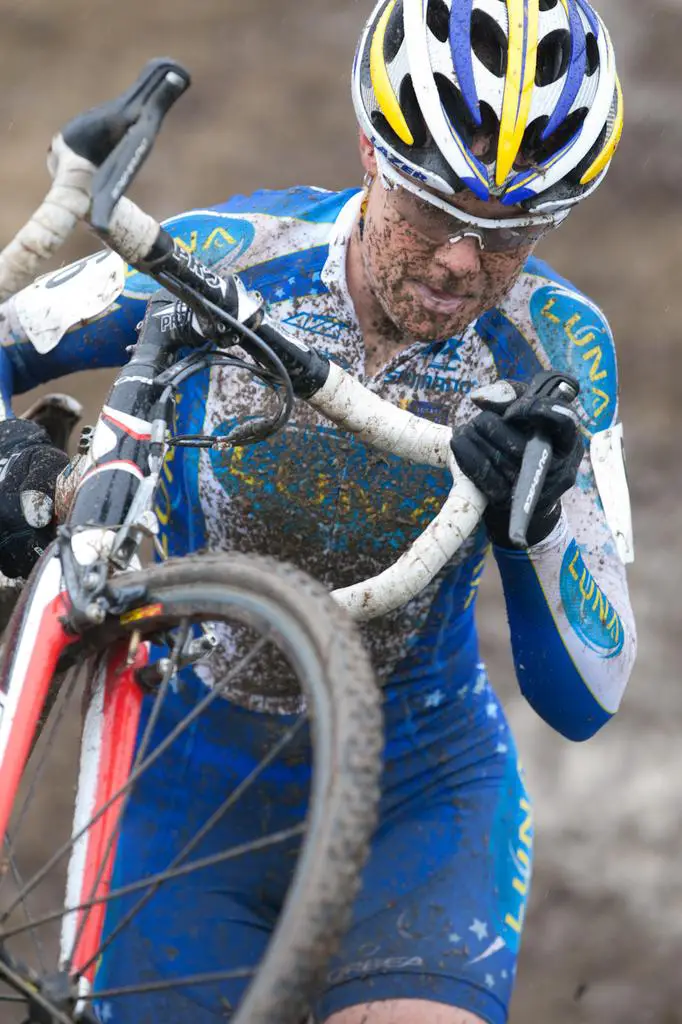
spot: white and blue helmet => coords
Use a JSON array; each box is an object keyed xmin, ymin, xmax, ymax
[{"xmin": 352, "ymin": 0, "xmax": 623, "ymax": 211}]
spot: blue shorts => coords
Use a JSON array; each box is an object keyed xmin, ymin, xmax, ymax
[{"xmin": 92, "ymin": 666, "xmax": 532, "ymax": 1024}]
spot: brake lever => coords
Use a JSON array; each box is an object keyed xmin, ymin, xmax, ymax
[
  {"xmin": 507, "ymin": 370, "xmax": 580, "ymax": 548},
  {"xmin": 60, "ymin": 58, "xmax": 190, "ymax": 231}
]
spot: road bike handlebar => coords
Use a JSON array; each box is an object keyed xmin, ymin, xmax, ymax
[
  {"xmin": 306, "ymin": 364, "xmax": 485, "ymax": 617},
  {"xmin": 0, "ymin": 61, "xmax": 491, "ymax": 620},
  {"xmin": 0, "ymin": 60, "xmax": 189, "ymax": 302}
]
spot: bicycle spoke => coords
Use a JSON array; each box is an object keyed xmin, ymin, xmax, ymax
[
  {"xmin": 0, "ymin": 955, "xmax": 74, "ymax": 1024},
  {"xmin": 0, "ymin": 634, "xmax": 269, "ymax": 926},
  {"xmin": 1, "ymin": 824, "xmax": 306, "ymax": 944},
  {"xmin": 0, "ymin": 550, "xmax": 378, "ymax": 1024},
  {"xmin": 63, "ymin": 620, "xmax": 191, "ymax": 973},
  {"xmin": 1, "ymin": 704, "xmax": 305, "ymax": 1013},
  {"xmin": 86, "ymin": 966, "xmax": 255, "ymax": 1000},
  {"xmin": 131, "ymin": 620, "xmax": 191, "ymax": 774},
  {"xmin": 2, "ymin": 848, "xmax": 48, "ymax": 975},
  {"xmin": 0, "ymin": 668, "xmax": 83, "ymax": 978},
  {"xmin": 76, "ymin": 713, "xmax": 305, "ymax": 976},
  {"xmin": 0, "ymin": 667, "xmax": 81, "ymax": 884}
]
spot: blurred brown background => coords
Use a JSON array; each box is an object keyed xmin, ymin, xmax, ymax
[{"xmin": 0, "ymin": 0, "xmax": 680, "ymax": 1021}]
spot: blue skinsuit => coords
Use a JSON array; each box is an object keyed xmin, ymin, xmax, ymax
[{"xmin": 0, "ymin": 186, "xmax": 636, "ymax": 1023}]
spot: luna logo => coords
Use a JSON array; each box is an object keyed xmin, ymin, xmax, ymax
[
  {"xmin": 124, "ymin": 214, "xmax": 255, "ymax": 299},
  {"xmin": 490, "ymin": 755, "xmax": 533, "ymax": 954},
  {"xmin": 504, "ymin": 794, "xmax": 533, "ymax": 941},
  {"xmin": 560, "ymin": 540, "xmax": 624, "ymax": 658},
  {"xmin": 530, "ymin": 286, "xmax": 617, "ymax": 433}
]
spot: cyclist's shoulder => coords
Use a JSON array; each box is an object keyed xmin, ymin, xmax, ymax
[
  {"xmin": 476, "ymin": 255, "xmax": 619, "ymax": 432},
  {"xmin": 213, "ymin": 185, "xmax": 359, "ymax": 224},
  {"xmin": 156, "ymin": 186, "xmax": 359, "ymax": 270},
  {"xmin": 489, "ymin": 254, "xmax": 614, "ymax": 343},
  {"xmin": 510, "ymin": 255, "xmax": 614, "ymax": 347}
]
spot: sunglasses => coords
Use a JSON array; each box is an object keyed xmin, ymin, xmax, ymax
[{"xmin": 375, "ymin": 152, "xmax": 570, "ymax": 253}]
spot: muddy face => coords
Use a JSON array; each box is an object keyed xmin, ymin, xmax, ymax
[{"xmin": 356, "ymin": 175, "xmax": 542, "ymax": 343}]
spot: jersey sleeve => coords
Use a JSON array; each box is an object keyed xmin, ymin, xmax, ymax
[
  {"xmin": 0, "ymin": 250, "xmax": 144, "ymax": 400},
  {"xmin": 0, "ymin": 203, "xmax": 270, "ymax": 410},
  {"xmin": 479, "ymin": 262, "xmax": 637, "ymax": 740}
]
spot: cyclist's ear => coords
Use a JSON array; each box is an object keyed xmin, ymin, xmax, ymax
[{"xmin": 358, "ymin": 130, "xmax": 378, "ymax": 179}]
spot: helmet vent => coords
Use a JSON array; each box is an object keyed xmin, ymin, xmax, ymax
[
  {"xmin": 435, "ymin": 73, "xmax": 479, "ymax": 144},
  {"xmin": 536, "ymin": 29, "xmax": 571, "ymax": 86},
  {"xmin": 471, "ymin": 9, "xmax": 508, "ymax": 77},
  {"xmin": 370, "ymin": 109, "xmax": 401, "ymax": 148},
  {"xmin": 522, "ymin": 107, "xmax": 588, "ymax": 165},
  {"xmin": 383, "ymin": 0, "xmax": 405, "ymax": 64},
  {"xmin": 585, "ymin": 32, "xmax": 599, "ymax": 76},
  {"xmin": 474, "ymin": 102, "xmax": 500, "ymax": 164},
  {"xmin": 399, "ymin": 74, "xmax": 429, "ymax": 147},
  {"xmin": 539, "ymin": 0, "xmax": 559, "ymax": 10},
  {"xmin": 426, "ymin": 0, "xmax": 450, "ymax": 43},
  {"xmin": 370, "ymin": 97, "xmax": 429, "ymax": 154}
]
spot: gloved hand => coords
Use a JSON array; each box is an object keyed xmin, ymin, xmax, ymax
[
  {"xmin": 0, "ymin": 419, "xmax": 69, "ymax": 579},
  {"xmin": 451, "ymin": 376, "xmax": 583, "ymax": 547}
]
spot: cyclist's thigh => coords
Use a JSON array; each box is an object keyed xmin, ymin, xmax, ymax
[
  {"xmin": 94, "ymin": 881, "xmax": 273, "ymax": 1022},
  {"xmin": 316, "ymin": 677, "xmax": 532, "ymax": 1024},
  {"xmin": 92, "ymin": 681, "xmax": 310, "ymax": 1023}
]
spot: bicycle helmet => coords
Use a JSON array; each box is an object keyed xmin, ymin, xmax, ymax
[{"xmin": 351, "ymin": 0, "xmax": 623, "ymax": 210}]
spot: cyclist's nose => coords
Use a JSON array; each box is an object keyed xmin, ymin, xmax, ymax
[{"xmin": 434, "ymin": 234, "xmax": 482, "ymax": 276}]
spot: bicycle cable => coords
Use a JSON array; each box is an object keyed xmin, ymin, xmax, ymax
[
  {"xmin": 145, "ymin": 275, "xmax": 296, "ymax": 449},
  {"xmin": 156, "ymin": 271, "xmax": 295, "ymax": 423},
  {"xmin": 155, "ymin": 347, "xmax": 288, "ymax": 449}
]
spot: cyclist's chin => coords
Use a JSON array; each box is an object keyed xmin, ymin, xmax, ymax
[{"xmin": 388, "ymin": 293, "xmax": 481, "ymax": 341}]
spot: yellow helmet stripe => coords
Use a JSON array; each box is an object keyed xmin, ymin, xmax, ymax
[
  {"xmin": 580, "ymin": 76, "xmax": 624, "ymax": 184},
  {"xmin": 558, "ymin": 0, "xmax": 569, "ymax": 14},
  {"xmin": 496, "ymin": 0, "xmax": 540, "ymax": 186},
  {"xmin": 370, "ymin": 0, "xmax": 414, "ymax": 147}
]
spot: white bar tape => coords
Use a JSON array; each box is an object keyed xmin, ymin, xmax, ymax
[
  {"xmin": 0, "ymin": 135, "xmax": 96, "ymax": 302},
  {"xmin": 309, "ymin": 362, "xmax": 452, "ymax": 468},
  {"xmin": 105, "ymin": 197, "xmax": 162, "ymax": 267},
  {"xmin": 310, "ymin": 365, "xmax": 486, "ymax": 620},
  {"xmin": 0, "ymin": 137, "xmax": 162, "ymax": 305},
  {"xmin": 331, "ymin": 454, "xmax": 486, "ymax": 621}
]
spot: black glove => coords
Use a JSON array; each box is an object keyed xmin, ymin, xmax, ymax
[
  {"xmin": 451, "ymin": 377, "xmax": 583, "ymax": 547},
  {"xmin": 0, "ymin": 419, "xmax": 69, "ymax": 579}
]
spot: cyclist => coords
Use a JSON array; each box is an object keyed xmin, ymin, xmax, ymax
[{"xmin": 0, "ymin": 1, "xmax": 636, "ymax": 1022}]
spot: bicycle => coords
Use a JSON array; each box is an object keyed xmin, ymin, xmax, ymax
[{"xmin": 0, "ymin": 60, "xmax": 561, "ymax": 1024}]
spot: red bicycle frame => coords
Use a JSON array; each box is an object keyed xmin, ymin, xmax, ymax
[{"xmin": 0, "ymin": 547, "xmax": 146, "ymax": 996}]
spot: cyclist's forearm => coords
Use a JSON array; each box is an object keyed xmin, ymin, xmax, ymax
[
  {"xmin": 0, "ymin": 271, "xmax": 144, "ymax": 396},
  {"xmin": 0, "ymin": 204, "xmax": 257, "ymax": 400},
  {"xmin": 494, "ymin": 510, "xmax": 636, "ymax": 741}
]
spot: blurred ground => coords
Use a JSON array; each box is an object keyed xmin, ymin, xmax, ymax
[{"xmin": 0, "ymin": 0, "xmax": 680, "ymax": 1021}]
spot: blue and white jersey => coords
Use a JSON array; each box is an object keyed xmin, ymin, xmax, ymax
[{"xmin": 0, "ymin": 186, "xmax": 636, "ymax": 739}]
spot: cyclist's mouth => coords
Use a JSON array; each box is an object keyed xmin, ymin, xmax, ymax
[{"xmin": 412, "ymin": 282, "xmax": 476, "ymax": 314}]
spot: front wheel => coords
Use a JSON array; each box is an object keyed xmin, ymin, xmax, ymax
[{"xmin": 0, "ymin": 553, "xmax": 383, "ymax": 1024}]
